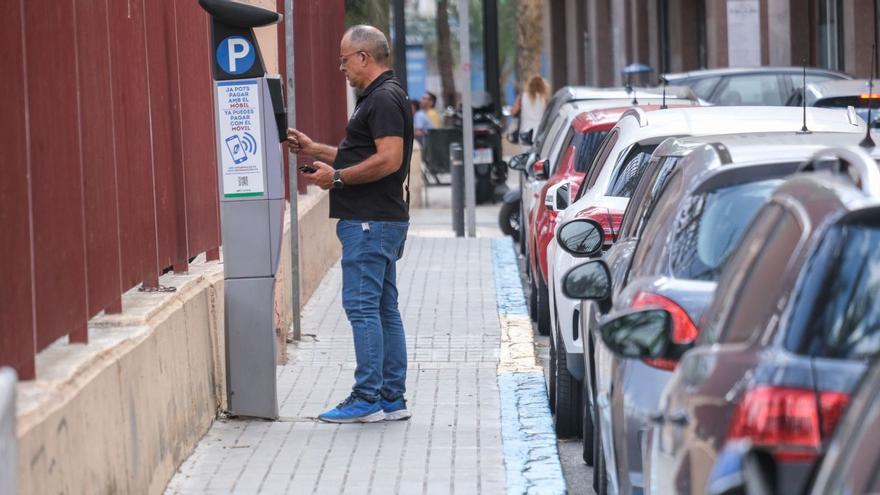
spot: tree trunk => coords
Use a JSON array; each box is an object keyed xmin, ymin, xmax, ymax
[
  {"xmin": 436, "ymin": 0, "xmax": 457, "ymax": 108},
  {"xmin": 515, "ymin": 0, "xmax": 544, "ymax": 91}
]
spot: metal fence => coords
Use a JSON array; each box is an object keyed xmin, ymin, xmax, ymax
[{"xmin": 1, "ymin": 0, "xmax": 220, "ymax": 380}]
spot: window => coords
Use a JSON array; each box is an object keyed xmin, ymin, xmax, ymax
[
  {"xmin": 699, "ymin": 205, "xmax": 783, "ymax": 345},
  {"xmin": 573, "ymin": 131, "xmax": 611, "ymax": 174},
  {"xmin": 691, "ymin": 77, "xmax": 721, "ymax": 100},
  {"xmin": 619, "ymin": 156, "xmax": 680, "ymax": 239},
  {"xmin": 605, "ymin": 144, "xmax": 659, "ymax": 197},
  {"xmin": 713, "ymin": 74, "xmax": 785, "ymax": 106},
  {"xmin": 552, "ymin": 129, "xmax": 577, "ymax": 175},
  {"xmin": 788, "ymin": 224, "xmax": 880, "ymax": 359},
  {"xmin": 816, "ymin": 0, "xmax": 843, "ymax": 71},
  {"xmin": 720, "ymin": 210, "xmax": 803, "ymax": 343},
  {"xmin": 626, "ymin": 170, "xmax": 684, "ymax": 282},
  {"xmin": 576, "ymin": 130, "xmax": 618, "ymax": 201},
  {"xmin": 667, "ymin": 179, "xmax": 783, "ymax": 281}
]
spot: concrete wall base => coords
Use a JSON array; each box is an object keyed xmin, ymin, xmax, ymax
[{"xmin": 15, "ymin": 193, "xmax": 341, "ymax": 494}]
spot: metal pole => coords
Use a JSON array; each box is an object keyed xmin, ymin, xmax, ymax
[
  {"xmin": 459, "ymin": 0, "xmax": 476, "ymax": 237},
  {"xmin": 392, "ymin": 0, "xmax": 408, "ymax": 91},
  {"xmin": 450, "ymin": 143, "xmax": 465, "ymax": 237},
  {"xmin": 284, "ymin": 0, "xmax": 302, "ymax": 341},
  {"xmin": 483, "ymin": 0, "xmax": 502, "ymax": 115}
]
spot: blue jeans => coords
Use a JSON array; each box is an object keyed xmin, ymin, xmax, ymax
[{"xmin": 336, "ymin": 219, "xmax": 409, "ymax": 402}]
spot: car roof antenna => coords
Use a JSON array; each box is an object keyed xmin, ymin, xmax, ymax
[
  {"xmin": 660, "ymin": 76, "xmax": 668, "ymax": 110},
  {"xmin": 798, "ymin": 60, "xmax": 811, "ymax": 134},
  {"xmin": 861, "ymin": 43, "xmax": 877, "ymax": 148}
]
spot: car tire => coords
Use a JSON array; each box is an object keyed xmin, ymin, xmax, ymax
[
  {"xmin": 498, "ymin": 200, "xmax": 520, "ymax": 242},
  {"xmin": 528, "ymin": 270, "xmax": 538, "ymax": 322},
  {"xmin": 536, "ymin": 274, "xmax": 551, "ymax": 336},
  {"xmin": 593, "ymin": 400, "xmax": 608, "ymax": 495},
  {"xmin": 581, "ymin": 374, "xmax": 595, "ymax": 466},
  {"xmin": 553, "ymin": 338, "xmax": 583, "ymax": 438}
]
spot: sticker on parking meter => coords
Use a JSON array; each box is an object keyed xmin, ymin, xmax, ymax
[
  {"xmin": 217, "ymin": 81, "xmax": 265, "ymax": 197},
  {"xmin": 216, "ymin": 36, "xmax": 256, "ymax": 75}
]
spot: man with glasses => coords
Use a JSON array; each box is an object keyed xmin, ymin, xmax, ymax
[{"xmin": 286, "ymin": 25, "xmax": 414, "ymax": 423}]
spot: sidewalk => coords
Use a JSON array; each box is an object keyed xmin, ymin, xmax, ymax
[{"xmin": 165, "ymin": 207, "xmax": 564, "ymax": 494}]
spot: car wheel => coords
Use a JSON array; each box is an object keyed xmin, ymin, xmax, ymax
[
  {"xmin": 553, "ymin": 337, "xmax": 583, "ymax": 438},
  {"xmin": 536, "ymin": 274, "xmax": 551, "ymax": 336},
  {"xmin": 581, "ymin": 374, "xmax": 595, "ymax": 465},
  {"xmin": 593, "ymin": 399, "xmax": 608, "ymax": 495},
  {"xmin": 548, "ymin": 332, "xmax": 557, "ymax": 414},
  {"xmin": 498, "ymin": 200, "xmax": 520, "ymax": 242},
  {"xmin": 528, "ymin": 270, "xmax": 538, "ymax": 322}
]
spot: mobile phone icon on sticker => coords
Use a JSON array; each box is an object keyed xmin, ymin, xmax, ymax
[{"xmin": 225, "ymin": 135, "xmax": 248, "ymax": 164}]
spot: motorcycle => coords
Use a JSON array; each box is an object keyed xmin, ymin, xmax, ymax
[
  {"xmin": 498, "ymin": 188, "xmax": 521, "ymax": 242},
  {"xmin": 434, "ymin": 92, "xmax": 509, "ymax": 204}
]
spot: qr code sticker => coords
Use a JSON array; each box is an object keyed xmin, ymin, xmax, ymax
[{"xmin": 238, "ymin": 176, "xmax": 249, "ymax": 187}]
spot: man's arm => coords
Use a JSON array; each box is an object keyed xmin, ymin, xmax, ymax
[
  {"xmin": 302, "ymin": 136, "xmax": 403, "ymax": 190},
  {"xmin": 287, "ymin": 128, "xmax": 338, "ymax": 162}
]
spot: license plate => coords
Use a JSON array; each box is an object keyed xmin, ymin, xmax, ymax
[{"xmin": 474, "ymin": 147, "xmax": 493, "ymax": 164}]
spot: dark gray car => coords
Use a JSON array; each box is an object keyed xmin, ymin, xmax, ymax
[{"xmin": 594, "ymin": 145, "xmax": 880, "ymax": 494}]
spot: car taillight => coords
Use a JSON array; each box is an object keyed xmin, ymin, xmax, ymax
[
  {"xmin": 860, "ymin": 93, "xmax": 880, "ymax": 99},
  {"xmin": 631, "ymin": 291, "xmax": 699, "ymax": 371},
  {"xmin": 534, "ymin": 160, "xmax": 546, "ymax": 176},
  {"xmin": 575, "ymin": 207, "xmax": 623, "ymax": 244},
  {"xmin": 726, "ymin": 386, "xmax": 850, "ymax": 462}
]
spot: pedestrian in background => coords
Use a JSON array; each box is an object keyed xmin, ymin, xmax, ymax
[
  {"xmin": 286, "ymin": 24, "xmax": 414, "ymax": 424},
  {"xmin": 414, "ymin": 96, "xmax": 434, "ymax": 149},
  {"xmin": 511, "ymin": 75, "xmax": 549, "ymax": 144},
  {"xmin": 421, "ymin": 91, "xmax": 442, "ymax": 128}
]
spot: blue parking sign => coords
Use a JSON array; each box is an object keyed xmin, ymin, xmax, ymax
[{"xmin": 216, "ymin": 36, "xmax": 256, "ymax": 75}]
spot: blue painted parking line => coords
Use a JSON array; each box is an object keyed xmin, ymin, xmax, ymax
[{"xmin": 491, "ymin": 239, "xmax": 566, "ymax": 495}]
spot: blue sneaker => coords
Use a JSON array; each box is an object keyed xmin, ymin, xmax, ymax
[
  {"xmin": 318, "ymin": 395, "xmax": 385, "ymax": 423},
  {"xmin": 380, "ymin": 397, "xmax": 412, "ymax": 421}
]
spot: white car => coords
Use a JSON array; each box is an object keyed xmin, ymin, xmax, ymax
[{"xmin": 544, "ymin": 105, "xmax": 865, "ymax": 463}]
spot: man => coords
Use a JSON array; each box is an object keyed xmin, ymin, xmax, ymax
[
  {"xmin": 421, "ymin": 91, "xmax": 441, "ymax": 128},
  {"xmin": 287, "ymin": 25, "xmax": 414, "ymax": 424},
  {"xmin": 413, "ymin": 96, "xmax": 434, "ymax": 148}
]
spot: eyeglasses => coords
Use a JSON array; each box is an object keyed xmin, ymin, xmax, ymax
[{"xmin": 339, "ymin": 50, "xmax": 365, "ymax": 66}]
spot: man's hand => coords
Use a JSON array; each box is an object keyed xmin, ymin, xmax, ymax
[
  {"xmin": 301, "ymin": 161, "xmax": 335, "ymax": 190},
  {"xmin": 287, "ymin": 128, "xmax": 314, "ymax": 155}
]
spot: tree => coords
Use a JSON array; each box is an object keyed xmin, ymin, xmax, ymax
[
  {"xmin": 345, "ymin": 0, "xmax": 390, "ymax": 36},
  {"xmin": 515, "ymin": 0, "xmax": 543, "ymax": 91},
  {"xmin": 436, "ymin": 0, "xmax": 457, "ymax": 108}
]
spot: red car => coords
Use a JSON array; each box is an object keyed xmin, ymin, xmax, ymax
[{"xmin": 526, "ymin": 105, "xmax": 666, "ymax": 335}]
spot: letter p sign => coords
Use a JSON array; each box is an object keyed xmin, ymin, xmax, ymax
[{"xmin": 217, "ymin": 36, "xmax": 256, "ymax": 75}]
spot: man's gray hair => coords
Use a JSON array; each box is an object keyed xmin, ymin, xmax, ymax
[{"xmin": 345, "ymin": 25, "xmax": 391, "ymax": 65}]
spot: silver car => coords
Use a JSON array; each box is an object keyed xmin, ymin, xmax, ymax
[{"xmin": 561, "ymin": 129, "xmax": 870, "ymax": 495}]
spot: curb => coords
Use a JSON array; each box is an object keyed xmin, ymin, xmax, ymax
[{"xmin": 491, "ymin": 239, "xmax": 566, "ymax": 495}]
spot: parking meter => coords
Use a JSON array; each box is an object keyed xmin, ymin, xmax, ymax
[{"xmin": 198, "ymin": 0, "xmax": 287, "ymax": 419}]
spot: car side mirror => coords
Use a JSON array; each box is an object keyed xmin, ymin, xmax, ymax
[
  {"xmin": 600, "ymin": 309, "xmax": 672, "ymax": 360},
  {"xmin": 508, "ymin": 153, "xmax": 529, "ymax": 171},
  {"xmin": 544, "ymin": 182, "xmax": 570, "ymax": 212},
  {"xmin": 557, "ymin": 219, "xmax": 604, "ymax": 257},
  {"xmin": 520, "ymin": 129, "xmax": 534, "ymax": 146},
  {"xmin": 562, "ymin": 260, "xmax": 612, "ymax": 300},
  {"xmin": 532, "ymin": 159, "xmax": 550, "ymax": 180},
  {"xmin": 706, "ymin": 441, "xmax": 778, "ymax": 495}
]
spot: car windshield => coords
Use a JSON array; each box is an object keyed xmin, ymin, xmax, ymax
[
  {"xmin": 791, "ymin": 223, "xmax": 880, "ymax": 360},
  {"xmin": 606, "ymin": 145, "xmax": 658, "ymax": 198},
  {"xmin": 668, "ymin": 178, "xmax": 783, "ymax": 281}
]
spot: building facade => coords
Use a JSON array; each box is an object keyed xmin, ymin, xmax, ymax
[{"xmin": 546, "ymin": 0, "xmax": 879, "ymax": 88}]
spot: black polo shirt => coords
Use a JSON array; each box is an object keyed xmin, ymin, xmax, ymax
[{"xmin": 331, "ymin": 70, "xmax": 414, "ymax": 221}]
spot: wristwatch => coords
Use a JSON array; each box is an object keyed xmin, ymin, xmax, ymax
[{"xmin": 332, "ymin": 170, "xmax": 345, "ymax": 189}]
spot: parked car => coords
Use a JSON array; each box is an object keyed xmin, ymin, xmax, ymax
[
  {"xmin": 561, "ymin": 124, "xmax": 868, "ymax": 495},
  {"xmin": 707, "ymin": 355, "xmax": 880, "ymax": 495},
  {"xmin": 545, "ymin": 106, "xmax": 865, "ymax": 472},
  {"xmin": 786, "ymin": 78, "xmax": 880, "ymax": 127},
  {"xmin": 506, "ymin": 86, "xmax": 699, "ymax": 258},
  {"xmin": 581, "ymin": 144, "xmax": 880, "ymax": 494},
  {"xmin": 663, "ymin": 67, "xmax": 850, "ymax": 106}
]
